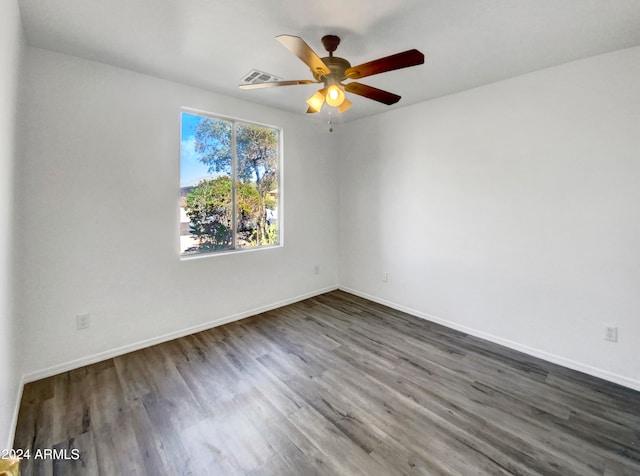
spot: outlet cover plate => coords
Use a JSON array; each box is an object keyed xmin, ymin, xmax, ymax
[{"xmin": 77, "ymin": 313, "xmax": 90, "ymax": 330}]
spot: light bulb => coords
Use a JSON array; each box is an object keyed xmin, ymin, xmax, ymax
[{"xmin": 325, "ymin": 85, "xmax": 345, "ymax": 107}]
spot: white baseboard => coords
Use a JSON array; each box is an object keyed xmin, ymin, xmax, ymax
[
  {"xmin": 339, "ymin": 286, "xmax": 640, "ymax": 392},
  {"xmin": 22, "ymin": 285, "xmax": 339, "ymax": 384}
]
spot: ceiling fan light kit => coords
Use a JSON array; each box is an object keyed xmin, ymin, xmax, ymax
[
  {"xmin": 306, "ymin": 88, "xmax": 327, "ymax": 113},
  {"xmin": 239, "ymin": 34, "xmax": 424, "ymax": 114}
]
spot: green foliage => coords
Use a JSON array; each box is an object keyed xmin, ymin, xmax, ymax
[
  {"xmin": 264, "ymin": 223, "xmax": 279, "ymax": 245},
  {"xmin": 194, "ymin": 119, "xmax": 232, "ymax": 175},
  {"xmin": 184, "ymin": 177, "xmax": 268, "ymax": 251},
  {"xmin": 236, "ymin": 124, "xmax": 279, "ymax": 196},
  {"xmin": 184, "ymin": 177, "xmax": 232, "ymax": 250},
  {"xmin": 264, "ymin": 193, "xmax": 276, "ymax": 211},
  {"xmin": 191, "ymin": 119, "xmax": 279, "ymax": 250},
  {"xmin": 195, "ymin": 121, "xmax": 278, "ymax": 190},
  {"xmin": 236, "ymin": 182, "xmax": 262, "ymax": 234},
  {"xmin": 249, "ymin": 224, "xmax": 278, "ymax": 247}
]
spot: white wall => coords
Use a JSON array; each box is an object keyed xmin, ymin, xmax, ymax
[
  {"xmin": 16, "ymin": 47, "xmax": 339, "ymax": 378},
  {"xmin": 0, "ymin": 0, "xmax": 23, "ymax": 450},
  {"xmin": 338, "ymin": 46, "xmax": 640, "ymax": 389}
]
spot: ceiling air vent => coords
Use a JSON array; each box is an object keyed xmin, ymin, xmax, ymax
[{"xmin": 240, "ymin": 69, "xmax": 281, "ymax": 85}]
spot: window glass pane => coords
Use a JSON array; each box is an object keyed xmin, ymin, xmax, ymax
[
  {"xmin": 180, "ymin": 112, "xmax": 280, "ymax": 256},
  {"xmin": 236, "ymin": 122, "xmax": 280, "ymax": 249},
  {"xmin": 180, "ymin": 113, "xmax": 233, "ymax": 254}
]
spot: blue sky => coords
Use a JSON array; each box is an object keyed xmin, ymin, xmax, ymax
[{"xmin": 180, "ymin": 112, "xmax": 214, "ymax": 187}]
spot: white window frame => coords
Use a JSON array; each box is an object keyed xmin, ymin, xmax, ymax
[{"xmin": 179, "ymin": 108, "xmax": 283, "ymax": 259}]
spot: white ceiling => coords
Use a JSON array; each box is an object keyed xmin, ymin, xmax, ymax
[{"xmin": 17, "ymin": 0, "xmax": 640, "ymax": 122}]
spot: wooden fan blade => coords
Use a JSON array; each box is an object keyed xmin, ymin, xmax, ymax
[
  {"xmin": 345, "ymin": 49, "xmax": 424, "ymax": 80},
  {"xmin": 276, "ymin": 35, "xmax": 331, "ymax": 76},
  {"xmin": 344, "ymin": 82, "xmax": 401, "ymax": 105},
  {"xmin": 239, "ymin": 80, "xmax": 316, "ymax": 90}
]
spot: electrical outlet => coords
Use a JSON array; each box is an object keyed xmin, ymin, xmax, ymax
[
  {"xmin": 605, "ymin": 326, "xmax": 618, "ymax": 342},
  {"xmin": 382, "ymin": 272, "xmax": 388, "ymax": 283},
  {"xmin": 314, "ymin": 265, "xmax": 320, "ymax": 275},
  {"xmin": 77, "ymin": 313, "xmax": 90, "ymax": 330}
]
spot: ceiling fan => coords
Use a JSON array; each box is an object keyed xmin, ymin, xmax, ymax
[{"xmin": 239, "ymin": 35, "xmax": 425, "ymax": 114}]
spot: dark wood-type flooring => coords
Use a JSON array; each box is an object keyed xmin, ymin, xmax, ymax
[{"xmin": 14, "ymin": 290, "xmax": 640, "ymax": 475}]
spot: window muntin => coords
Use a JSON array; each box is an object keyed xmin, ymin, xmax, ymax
[{"xmin": 180, "ymin": 111, "xmax": 280, "ymax": 256}]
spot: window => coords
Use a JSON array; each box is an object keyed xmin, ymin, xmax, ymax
[{"xmin": 180, "ymin": 111, "xmax": 281, "ymax": 256}]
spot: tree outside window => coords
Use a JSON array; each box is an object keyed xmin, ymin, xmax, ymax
[{"xmin": 180, "ymin": 112, "xmax": 280, "ymax": 256}]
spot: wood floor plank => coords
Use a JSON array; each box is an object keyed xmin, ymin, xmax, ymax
[
  {"xmin": 318, "ymin": 358, "xmax": 539, "ymax": 475},
  {"xmin": 92, "ymin": 423, "xmax": 137, "ymax": 476},
  {"xmin": 178, "ymin": 418, "xmax": 246, "ymax": 476},
  {"xmin": 13, "ymin": 290, "xmax": 640, "ymax": 475},
  {"xmin": 51, "ymin": 430, "xmax": 98, "ymax": 476},
  {"xmin": 197, "ymin": 398, "xmax": 275, "ymax": 474},
  {"xmin": 239, "ymin": 392, "xmax": 342, "ymax": 476},
  {"xmin": 246, "ymin": 453, "xmax": 292, "ymax": 476},
  {"xmin": 286, "ymin": 405, "xmax": 387, "ymax": 476}
]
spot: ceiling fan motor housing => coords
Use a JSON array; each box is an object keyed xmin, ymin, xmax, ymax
[{"xmin": 313, "ymin": 56, "xmax": 351, "ymax": 85}]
